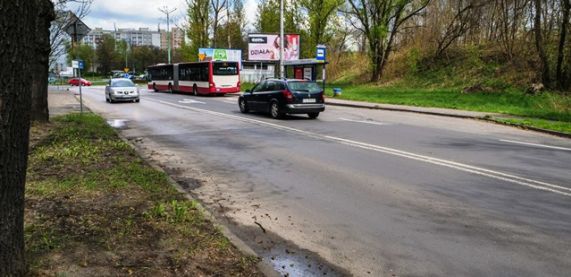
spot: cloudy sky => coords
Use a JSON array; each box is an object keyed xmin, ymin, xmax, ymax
[{"xmin": 79, "ymin": 0, "xmax": 258, "ymax": 31}]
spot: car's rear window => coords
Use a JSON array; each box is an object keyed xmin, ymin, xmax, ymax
[
  {"xmin": 287, "ymin": 81, "xmax": 322, "ymax": 93},
  {"xmin": 111, "ymin": 80, "xmax": 135, "ymax": 87},
  {"xmin": 213, "ymin": 63, "xmax": 238, "ymax": 75}
]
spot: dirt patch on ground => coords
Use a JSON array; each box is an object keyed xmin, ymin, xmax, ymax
[{"xmin": 25, "ymin": 113, "xmax": 262, "ymax": 276}]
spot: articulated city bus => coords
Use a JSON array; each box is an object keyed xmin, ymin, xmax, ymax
[{"xmin": 147, "ymin": 61, "xmax": 240, "ymax": 95}]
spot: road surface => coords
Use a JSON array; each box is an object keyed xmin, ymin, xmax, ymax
[{"xmin": 74, "ymin": 86, "xmax": 571, "ymax": 276}]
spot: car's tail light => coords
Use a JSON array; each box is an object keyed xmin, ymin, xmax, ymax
[{"xmin": 282, "ymin": 89, "xmax": 293, "ymax": 103}]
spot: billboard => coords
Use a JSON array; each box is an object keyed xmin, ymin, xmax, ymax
[
  {"xmin": 248, "ymin": 34, "xmax": 300, "ymax": 61},
  {"xmin": 198, "ymin": 48, "xmax": 242, "ymax": 62}
]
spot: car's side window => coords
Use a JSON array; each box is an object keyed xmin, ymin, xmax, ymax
[
  {"xmin": 269, "ymin": 81, "xmax": 283, "ymax": 91},
  {"xmin": 254, "ymin": 81, "xmax": 266, "ymax": 92},
  {"xmin": 265, "ymin": 81, "xmax": 275, "ymax": 91},
  {"xmin": 276, "ymin": 81, "xmax": 286, "ymax": 90}
]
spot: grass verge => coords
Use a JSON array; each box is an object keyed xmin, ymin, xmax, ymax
[
  {"xmin": 324, "ymin": 84, "xmax": 571, "ymax": 134},
  {"xmin": 25, "ymin": 113, "xmax": 261, "ymax": 276}
]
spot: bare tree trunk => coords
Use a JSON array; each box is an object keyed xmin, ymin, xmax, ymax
[
  {"xmin": 556, "ymin": 0, "xmax": 570, "ymax": 89},
  {"xmin": 534, "ymin": 0, "xmax": 551, "ymax": 86},
  {"xmin": 31, "ymin": 0, "xmax": 56, "ymax": 122},
  {"xmin": 0, "ymin": 0, "xmax": 50, "ymax": 275}
]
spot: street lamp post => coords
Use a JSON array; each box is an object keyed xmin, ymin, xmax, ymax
[
  {"xmin": 280, "ymin": 0, "xmax": 285, "ymax": 78},
  {"xmin": 158, "ymin": 6, "xmax": 177, "ymax": 64}
]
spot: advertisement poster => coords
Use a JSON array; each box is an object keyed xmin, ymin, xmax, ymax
[
  {"xmin": 248, "ymin": 34, "xmax": 300, "ymax": 61},
  {"xmin": 198, "ymin": 48, "xmax": 242, "ymax": 63}
]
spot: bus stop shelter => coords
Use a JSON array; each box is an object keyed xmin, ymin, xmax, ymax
[{"xmin": 284, "ymin": 59, "xmax": 328, "ymax": 88}]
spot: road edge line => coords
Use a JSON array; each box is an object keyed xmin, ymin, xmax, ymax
[{"xmin": 325, "ymin": 100, "xmax": 571, "ymax": 139}]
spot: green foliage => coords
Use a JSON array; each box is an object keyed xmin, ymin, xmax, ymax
[
  {"xmin": 66, "ymin": 42, "xmax": 95, "ymax": 71},
  {"xmin": 300, "ymin": 0, "xmax": 343, "ymax": 58},
  {"xmin": 256, "ymin": 0, "xmax": 301, "ymax": 33},
  {"xmin": 406, "ymin": 47, "xmax": 421, "ymax": 74},
  {"xmin": 212, "ymin": 0, "xmax": 247, "ymax": 51},
  {"xmin": 187, "ymin": 0, "xmax": 210, "ymax": 60},
  {"xmin": 131, "ymin": 45, "xmax": 167, "ymax": 71},
  {"xmin": 96, "ymin": 34, "xmax": 120, "ymax": 75}
]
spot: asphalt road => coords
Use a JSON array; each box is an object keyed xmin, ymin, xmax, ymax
[{"xmin": 76, "ymin": 86, "xmax": 571, "ymax": 276}]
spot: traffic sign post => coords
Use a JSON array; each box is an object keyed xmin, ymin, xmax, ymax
[
  {"xmin": 316, "ymin": 45, "xmax": 327, "ymax": 91},
  {"xmin": 73, "ymin": 59, "xmax": 84, "ymax": 113}
]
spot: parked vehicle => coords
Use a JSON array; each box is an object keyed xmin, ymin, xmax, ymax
[
  {"xmin": 238, "ymin": 78, "xmax": 325, "ymax": 119},
  {"xmin": 68, "ymin": 78, "xmax": 92, "ymax": 86},
  {"xmin": 146, "ymin": 61, "xmax": 240, "ymax": 96},
  {"xmin": 105, "ymin": 78, "xmax": 140, "ymax": 103}
]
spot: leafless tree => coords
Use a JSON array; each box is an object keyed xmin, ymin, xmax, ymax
[
  {"xmin": 49, "ymin": 0, "xmax": 93, "ymax": 71},
  {"xmin": 434, "ymin": 0, "xmax": 487, "ymax": 57},
  {"xmin": 211, "ymin": 0, "xmax": 228, "ymax": 47}
]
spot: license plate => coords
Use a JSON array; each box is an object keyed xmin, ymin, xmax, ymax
[{"xmin": 303, "ymin": 98, "xmax": 316, "ymax": 103}]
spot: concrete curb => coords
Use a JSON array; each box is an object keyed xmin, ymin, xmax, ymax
[
  {"xmin": 326, "ymin": 99, "xmax": 571, "ymax": 139},
  {"xmin": 72, "ymin": 93, "xmax": 279, "ymax": 277}
]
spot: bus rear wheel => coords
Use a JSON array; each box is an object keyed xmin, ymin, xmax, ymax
[
  {"xmin": 152, "ymin": 83, "xmax": 158, "ymax": 92},
  {"xmin": 193, "ymin": 86, "xmax": 198, "ymax": 96}
]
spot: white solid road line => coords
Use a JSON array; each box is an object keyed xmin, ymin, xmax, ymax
[
  {"xmin": 156, "ymin": 99, "xmax": 571, "ymax": 197},
  {"xmin": 339, "ymin": 118, "xmax": 389, "ymax": 126},
  {"xmin": 499, "ymin": 139, "xmax": 571, "ymax": 152}
]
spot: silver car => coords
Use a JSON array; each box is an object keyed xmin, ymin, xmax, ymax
[{"xmin": 105, "ymin": 78, "xmax": 140, "ymax": 103}]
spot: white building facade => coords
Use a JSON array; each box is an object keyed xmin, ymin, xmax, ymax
[{"xmin": 82, "ymin": 27, "xmax": 162, "ymax": 49}]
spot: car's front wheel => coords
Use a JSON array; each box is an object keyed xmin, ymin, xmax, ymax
[
  {"xmin": 270, "ymin": 101, "xmax": 283, "ymax": 119},
  {"xmin": 239, "ymin": 98, "xmax": 249, "ymax": 113},
  {"xmin": 308, "ymin": 112, "xmax": 320, "ymax": 119}
]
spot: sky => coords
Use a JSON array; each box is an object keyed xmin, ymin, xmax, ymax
[{"xmin": 78, "ymin": 0, "xmax": 258, "ymax": 31}]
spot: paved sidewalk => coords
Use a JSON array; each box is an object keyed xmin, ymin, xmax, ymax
[
  {"xmin": 325, "ymin": 97, "xmax": 498, "ymax": 119},
  {"xmin": 48, "ymin": 86, "xmax": 82, "ymax": 116}
]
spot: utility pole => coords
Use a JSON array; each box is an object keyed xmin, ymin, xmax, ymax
[
  {"xmin": 279, "ymin": 0, "xmax": 285, "ymax": 78},
  {"xmin": 227, "ymin": 0, "xmax": 231, "ymax": 48},
  {"xmin": 158, "ymin": 6, "xmax": 177, "ymax": 64}
]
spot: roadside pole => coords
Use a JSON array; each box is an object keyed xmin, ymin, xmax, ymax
[
  {"xmin": 73, "ymin": 60, "xmax": 84, "ymax": 114},
  {"xmin": 279, "ymin": 0, "xmax": 285, "ymax": 78},
  {"xmin": 79, "ymin": 62, "xmax": 83, "ymax": 113}
]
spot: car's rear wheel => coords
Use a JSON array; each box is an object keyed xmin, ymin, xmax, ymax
[
  {"xmin": 270, "ymin": 102, "xmax": 283, "ymax": 119},
  {"xmin": 308, "ymin": 112, "xmax": 320, "ymax": 119},
  {"xmin": 239, "ymin": 98, "xmax": 249, "ymax": 113}
]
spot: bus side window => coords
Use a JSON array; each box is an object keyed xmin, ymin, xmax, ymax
[{"xmin": 202, "ymin": 67, "xmax": 208, "ymax": 82}]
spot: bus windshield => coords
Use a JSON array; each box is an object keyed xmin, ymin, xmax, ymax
[{"xmin": 213, "ymin": 63, "xmax": 238, "ymax": 75}]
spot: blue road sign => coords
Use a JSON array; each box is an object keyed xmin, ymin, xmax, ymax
[
  {"xmin": 78, "ymin": 60, "xmax": 84, "ymax": 70},
  {"xmin": 316, "ymin": 45, "xmax": 326, "ymax": 61}
]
